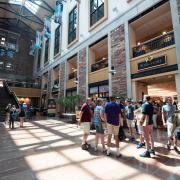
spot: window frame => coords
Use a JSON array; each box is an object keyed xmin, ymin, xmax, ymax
[
  {"xmin": 89, "ymin": 0, "xmax": 108, "ymax": 31},
  {"xmin": 54, "ymin": 25, "xmax": 61, "ymax": 56},
  {"xmin": 68, "ymin": 6, "xmax": 77, "ymax": 45},
  {"xmin": 44, "ymin": 39, "xmax": 49, "ymax": 65}
]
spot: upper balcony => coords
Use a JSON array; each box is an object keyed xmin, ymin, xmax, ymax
[
  {"xmin": 91, "ymin": 58, "xmax": 108, "ymax": 72},
  {"xmin": 132, "ymin": 31, "xmax": 175, "ymax": 58}
]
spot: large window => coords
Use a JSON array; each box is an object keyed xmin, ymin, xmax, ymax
[
  {"xmin": 44, "ymin": 39, "xmax": 49, "ymax": 64},
  {"xmin": 68, "ymin": 6, "xmax": 77, "ymax": 45},
  {"xmin": 90, "ymin": 0, "xmax": 104, "ymax": 27},
  {"xmin": 54, "ymin": 26, "xmax": 60, "ymax": 56},
  {"xmin": 37, "ymin": 49, "xmax": 41, "ymax": 69}
]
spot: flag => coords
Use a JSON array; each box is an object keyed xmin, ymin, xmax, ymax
[
  {"xmin": 35, "ymin": 31, "xmax": 42, "ymax": 49},
  {"xmin": 44, "ymin": 18, "xmax": 51, "ymax": 39}
]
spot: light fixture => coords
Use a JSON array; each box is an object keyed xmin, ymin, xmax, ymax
[
  {"xmin": 102, "ymin": 57, "xmax": 106, "ymax": 60},
  {"xmin": 0, "ymin": 41, "xmax": 5, "ymax": 45},
  {"xmin": 1, "ymin": 37, "xmax": 5, "ymax": 41},
  {"xmin": 109, "ymin": 66, "xmax": 116, "ymax": 75},
  {"xmin": 137, "ymin": 42, "xmax": 141, "ymax": 46},
  {"xmin": 162, "ymin": 31, "xmax": 167, "ymax": 35}
]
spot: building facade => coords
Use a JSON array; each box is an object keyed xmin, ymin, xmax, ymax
[{"xmin": 34, "ymin": 0, "xmax": 180, "ymax": 109}]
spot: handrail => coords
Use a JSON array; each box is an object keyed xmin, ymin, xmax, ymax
[
  {"xmin": 132, "ymin": 31, "xmax": 175, "ymax": 58},
  {"xmin": 4, "ymin": 80, "xmax": 20, "ymax": 108}
]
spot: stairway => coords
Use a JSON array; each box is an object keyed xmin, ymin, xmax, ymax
[{"xmin": 0, "ymin": 81, "xmax": 19, "ymax": 121}]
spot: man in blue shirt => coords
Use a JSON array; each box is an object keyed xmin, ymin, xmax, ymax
[
  {"xmin": 125, "ymin": 100, "xmax": 135, "ymax": 141},
  {"xmin": 105, "ymin": 96, "xmax": 121, "ymax": 157},
  {"xmin": 140, "ymin": 95, "xmax": 154, "ymax": 158}
]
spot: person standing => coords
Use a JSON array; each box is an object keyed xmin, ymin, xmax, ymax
[
  {"xmin": 5, "ymin": 103, "xmax": 11, "ymax": 125},
  {"xmin": 134, "ymin": 100, "xmax": 145, "ymax": 149},
  {"xmin": 125, "ymin": 100, "xmax": 135, "ymax": 141},
  {"xmin": 9, "ymin": 105, "xmax": 17, "ymax": 129},
  {"xmin": 93, "ymin": 98, "xmax": 106, "ymax": 152},
  {"xmin": 80, "ymin": 98, "xmax": 92, "ymax": 150},
  {"xmin": 173, "ymin": 103, "xmax": 180, "ymax": 154},
  {"xmin": 140, "ymin": 95, "xmax": 155, "ymax": 158},
  {"xmin": 19, "ymin": 107, "xmax": 25, "ymax": 128},
  {"xmin": 105, "ymin": 96, "xmax": 121, "ymax": 157},
  {"xmin": 162, "ymin": 97, "xmax": 176, "ymax": 150}
]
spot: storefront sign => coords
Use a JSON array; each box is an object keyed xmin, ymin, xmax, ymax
[{"xmin": 137, "ymin": 56, "xmax": 167, "ymax": 71}]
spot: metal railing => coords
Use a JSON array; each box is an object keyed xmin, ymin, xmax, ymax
[
  {"xmin": 68, "ymin": 71, "xmax": 77, "ymax": 80},
  {"xmin": 133, "ymin": 31, "xmax": 175, "ymax": 58},
  {"xmin": 4, "ymin": 80, "xmax": 20, "ymax": 108},
  {"xmin": 91, "ymin": 58, "xmax": 108, "ymax": 72},
  {"xmin": 7, "ymin": 81, "xmax": 41, "ymax": 89}
]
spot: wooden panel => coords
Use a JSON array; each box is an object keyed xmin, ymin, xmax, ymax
[
  {"xmin": 130, "ymin": 45, "xmax": 177, "ymax": 74},
  {"xmin": 89, "ymin": 68, "xmax": 108, "ymax": 84},
  {"xmin": 66, "ymin": 79, "xmax": 76, "ymax": 89},
  {"xmin": 11, "ymin": 87, "xmax": 41, "ymax": 97}
]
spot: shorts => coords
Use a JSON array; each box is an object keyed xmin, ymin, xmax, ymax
[
  {"xmin": 107, "ymin": 123, "xmax": 119, "ymax": 136},
  {"xmin": 167, "ymin": 121, "xmax": 175, "ymax": 138},
  {"xmin": 126, "ymin": 119, "xmax": 135, "ymax": 128},
  {"xmin": 80, "ymin": 122, "xmax": 90, "ymax": 134},
  {"xmin": 137, "ymin": 125, "xmax": 143, "ymax": 135},
  {"xmin": 95, "ymin": 124, "xmax": 104, "ymax": 134}
]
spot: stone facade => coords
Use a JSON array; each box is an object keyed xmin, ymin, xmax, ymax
[
  {"xmin": 111, "ymin": 25, "xmax": 127, "ymax": 98},
  {"xmin": 59, "ymin": 62, "xmax": 65, "ymax": 97},
  {"xmin": 78, "ymin": 48, "xmax": 87, "ymax": 101}
]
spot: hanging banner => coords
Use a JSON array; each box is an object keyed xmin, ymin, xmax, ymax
[
  {"xmin": 44, "ymin": 18, "xmax": 51, "ymax": 39},
  {"xmin": 29, "ymin": 40, "xmax": 35, "ymax": 56},
  {"xmin": 35, "ymin": 31, "xmax": 42, "ymax": 49},
  {"xmin": 54, "ymin": 0, "xmax": 63, "ymax": 24}
]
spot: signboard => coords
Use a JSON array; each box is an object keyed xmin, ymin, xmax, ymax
[{"xmin": 137, "ymin": 56, "xmax": 167, "ymax": 71}]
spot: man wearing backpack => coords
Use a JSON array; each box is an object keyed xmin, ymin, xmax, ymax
[{"xmin": 9, "ymin": 105, "xmax": 17, "ymax": 129}]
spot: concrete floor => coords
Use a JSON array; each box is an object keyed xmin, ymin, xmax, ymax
[{"xmin": 0, "ymin": 118, "xmax": 179, "ymax": 180}]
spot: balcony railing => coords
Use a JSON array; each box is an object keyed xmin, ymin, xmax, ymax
[
  {"xmin": 43, "ymin": 83, "xmax": 47, "ymax": 90},
  {"xmin": 68, "ymin": 71, "xmax": 77, "ymax": 80},
  {"xmin": 7, "ymin": 81, "xmax": 41, "ymax": 89},
  {"xmin": 133, "ymin": 31, "xmax": 175, "ymax": 58},
  {"xmin": 91, "ymin": 58, "xmax": 108, "ymax": 72}
]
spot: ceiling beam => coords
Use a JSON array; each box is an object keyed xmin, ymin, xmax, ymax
[
  {"xmin": 0, "ymin": 6, "xmax": 43, "ymax": 25},
  {"xmin": 28, "ymin": 0, "xmax": 54, "ymax": 13}
]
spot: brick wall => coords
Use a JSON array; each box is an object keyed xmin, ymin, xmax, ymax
[
  {"xmin": 78, "ymin": 48, "xmax": 87, "ymax": 101},
  {"xmin": 59, "ymin": 62, "xmax": 65, "ymax": 97},
  {"xmin": 111, "ymin": 25, "xmax": 127, "ymax": 98},
  {"xmin": 0, "ymin": 34, "xmax": 34, "ymax": 81}
]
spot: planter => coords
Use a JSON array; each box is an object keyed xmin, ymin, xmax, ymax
[{"xmin": 60, "ymin": 113, "xmax": 76, "ymax": 123}]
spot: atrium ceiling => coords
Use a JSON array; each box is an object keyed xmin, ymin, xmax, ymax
[{"xmin": 0, "ymin": 0, "xmax": 56, "ymax": 37}]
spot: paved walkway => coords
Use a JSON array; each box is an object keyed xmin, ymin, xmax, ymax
[{"xmin": 0, "ymin": 118, "xmax": 179, "ymax": 180}]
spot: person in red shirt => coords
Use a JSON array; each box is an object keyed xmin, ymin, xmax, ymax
[{"xmin": 80, "ymin": 98, "xmax": 92, "ymax": 150}]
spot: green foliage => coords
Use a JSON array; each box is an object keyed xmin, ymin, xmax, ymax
[{"xmin": 56, "ymin": 95, "xmax": 81, "ymax": 113}]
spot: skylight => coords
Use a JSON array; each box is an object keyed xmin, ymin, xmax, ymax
[{"xmin": 9, "ymin": 0, "xmax": 41, "ymax": 14}]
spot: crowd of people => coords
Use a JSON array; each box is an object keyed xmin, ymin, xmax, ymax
[
  {"xmin": 4, "ymin": 102, "xmax": 34, "ymax": 129},
  {"xmin": 79, "ymin": 95, "xmax": 180, "ymax": 157}
]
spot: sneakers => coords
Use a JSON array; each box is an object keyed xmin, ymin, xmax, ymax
[
  {"xmin": 166, "ymin": 143, "xmax": 171, "ymax": 150},
  {"xmin": 136, "ymin": 142, "xmax": 145, "ymax": 149},
  {"xmin": 116, "ymin": 152, "xmax": 122, "ymax": 158},
  {"xmin": 149, "ymin": 149, "xmax": 155, "ymax": 155},
  {"xmin": 106, "ymin": 150, "xmax": 111, "ymax": 156},
  {"xmin": 94, "ymin": 146, "xmax": 97, "ymax": 152},
  {"xmin": 140, "ymin": 151, "xmax": 151, "ymax": 158},
  {"xmin": 81, "ymin": 142, "xmax": 90, "ymax": 150},
  {"xmin": 174, "ymin": 146, "xmax": 180, "ymax": 154},
  {"xmin": 129, "ymin": 137, "xmax": 135, "ymax": 142}
]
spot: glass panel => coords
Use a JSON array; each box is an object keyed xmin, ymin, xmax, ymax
[
  {"xmin": 90, "ymin": 87, "xmax": 98, "ymax": 94},
  {"xmin": 99, "ymin": 85, "xmax": 109, "ymax": 93}
]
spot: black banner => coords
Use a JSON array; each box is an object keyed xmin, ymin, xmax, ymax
[{"xmin": 138, "ymin": 56, "xmax": 167, "ymax": 71}]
